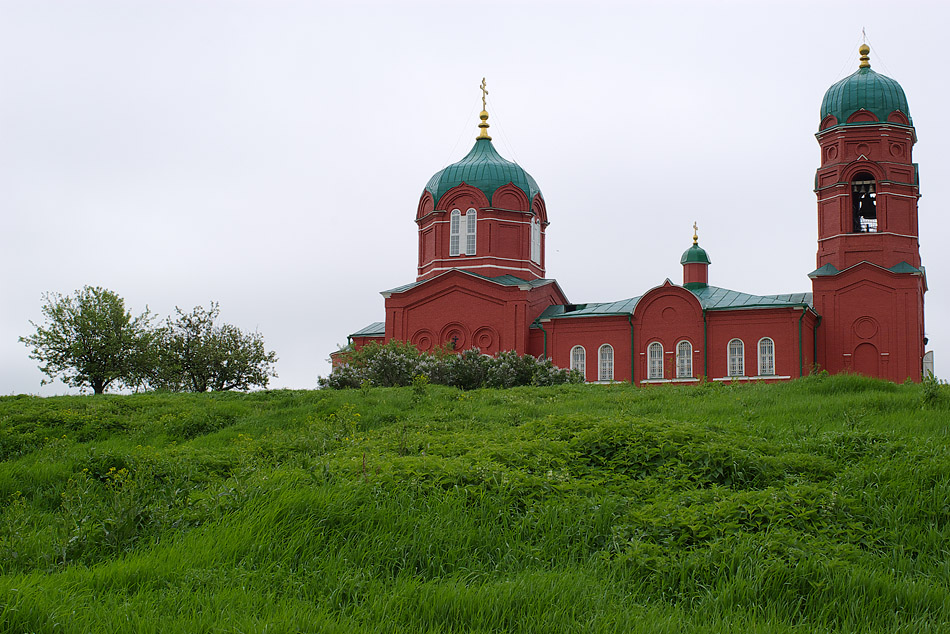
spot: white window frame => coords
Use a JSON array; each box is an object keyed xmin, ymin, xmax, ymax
[
  {"xmin": 465, "ymin": 208, "xmax": 477, "ymax": 255},
  {"xmin": 449, "ymin": 209, "xmax": 461, "ymax": 256},
  {"xmin": 530, "ymin": 217, "xmax": 541, "ymax": 264},
  {"xmin": 728, "ymin": 338, "xmax": 745, "ymax": 377},
  {"xmin": 571, "ymin": 346, "xmax": 586, "ymax": 378},
  {"xmin": 758, "ymin": 337, "xmax": 775, "ymax": 376},
  {"xmin": 676, "ymin": 340, "xmax": 692, "ymax": 378},
  {"xmin": 648, "ymin": 342, "xmax": 664, "ymax": 379},
  {"xmin": 598, "ymin": 344, "xmax": 614, "ymax": 381}
]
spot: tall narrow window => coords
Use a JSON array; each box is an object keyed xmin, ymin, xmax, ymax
[
  {"xmin": 851, "ymin": 172, "xmax": 877, "ymax": 233},
  {"xmin": 648, "ymin": 342, "xmax": 664, "ymax": 379},
  {"xmin": 571, "ymin": 346, "xmax": 586, "ymax": 378},
  {"xmin": 676, "ymin": 340, "xmax": 692, "ymax": 378},
  {"xmin": 465, "ymin": 208, "xmax": 477, "ymax": 255},
  {"xmin": 449, "ymin": 209, "xmax": 461, "ymax": 256},
  {"xmin": 599, "ymin": 344, "xmax": 614, "ymax": 381},
  {"xmin": 728, "ymin": 339, "xmax": 745, "ymax": 377},
  {"xmin": 531, "ymin": 218, "xmax": 541, "ymax": 264},
  {"xmin": 758, "ymin": 337, "xmax": 775, "ymax": 376}
]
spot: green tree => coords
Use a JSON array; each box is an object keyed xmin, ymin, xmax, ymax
[
  {"xmin": 157, "ymin": 303, "xmax": 278, "ymax": 392},
  {"xmin": 20, "ymin": 286, "xmax": 154, "ymax": 394}
]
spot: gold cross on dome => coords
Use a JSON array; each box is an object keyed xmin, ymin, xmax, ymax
[
  {"xmin": 693, "ymin": 222, "xmax": 699, "ymax": 244},
  {"xmin": 480, "ymin": 78, "xmax": 488, "ymax": 110}
]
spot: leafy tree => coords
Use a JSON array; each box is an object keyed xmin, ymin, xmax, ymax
[
  {"xmin": 156, "ymin": 303, "xmax": 278, "ymax": 392},
  {"xmin": 20, "ymin": 286, "xmax": 154, "ymax": 394}
]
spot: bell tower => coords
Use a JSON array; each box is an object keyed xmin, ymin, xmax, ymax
[{"xmin": 810, "ymin": 44, "xmax": 927, "ymax": 381}]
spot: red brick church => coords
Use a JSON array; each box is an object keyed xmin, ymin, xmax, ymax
[{"xmin": 333, "ymin": 45, "xmax": 928, "ymax": 384}]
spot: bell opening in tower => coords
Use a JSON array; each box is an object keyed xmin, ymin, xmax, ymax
[{"xmin": 851, "ymin": 172, "xmax": 877, "ymax": 233}]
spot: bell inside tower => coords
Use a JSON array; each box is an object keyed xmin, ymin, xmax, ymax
[{"xmin": 851, "ymin": 172, "xmax": 877, "ymax": 233}]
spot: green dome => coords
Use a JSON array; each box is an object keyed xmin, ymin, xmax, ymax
[
  {"xmin": 681, "ymin": 243, "xmax": 711, "ymax": 265},
  {"xmin": 425, "ymin": 138, "xmax": 541, "ymax": 206},
  {"xmin": 820, "ymin": 66, "xmax": 912, "ymax": 127}
]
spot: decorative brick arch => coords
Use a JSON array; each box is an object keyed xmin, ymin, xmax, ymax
[
  {"xmin": 853, "ymin": 342, "xmax": 881, "ymax": 376},
  {"xmin": 531, "ymin": 195, "xmax": 548, "ymax": 224},
  {"xmin": 846, "ymin": 109, "xmax": 879, "ymax": 124},
  {"xmin": 410, "ymin": 328, "xmax": 436, "ymax": 352},
  {"xmin": 633, "ymin": 280, "xmax": 705, "ymax": 382},
  {"xmin": 472, "ymin": 326, "xmax": 500, "ymax": 354},
  {"xmin": 440, "ymin": 322, "xmax": 470, "ymax": 350},
  {"xmin": 491, "ymin": 183, "xmax": 529, "ymax": 212},
  {"xmin": 437, "ymin": 183, "xmax": 489, "ymax": 212},
  {"xmin": 416, "ymin": 191, "xmax": 435, "ymax": 220},
  {"xmin": 887, "ymin": 111, "xmax": 910, "ymax": 125}
]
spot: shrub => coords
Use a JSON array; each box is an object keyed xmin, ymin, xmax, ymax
[
  {"xmin": 319, "ymin": 341, "xmax": 581, "ymax": 390},
  {"xmin": 920, "ymin": 371, "xmax": 944, "ymax": 409}
]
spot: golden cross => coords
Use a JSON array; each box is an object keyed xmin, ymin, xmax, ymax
[
  {"xmin": 693, "ymin": 221, "xmax": 699, "ymax": 244},
  {"xmin": 480, "ymin": 78, "xmax": 488, "ymax": 110}
]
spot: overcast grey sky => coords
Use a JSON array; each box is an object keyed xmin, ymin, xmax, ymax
[{"xmin": 2, "ymin": 0, "xmax": 948, "ymax": 394}]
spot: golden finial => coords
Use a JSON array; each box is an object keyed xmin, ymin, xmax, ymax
[
  {"xmin": 859, "ymin": 44, "xmax": 871, "ymax": 69},
  {"xmin": 692, "ymin": 221, "xmax": 699, "ymax": 245},
  {"xmin": 477, "ymin": 77, "xmax": 491, "ymax": 140}
]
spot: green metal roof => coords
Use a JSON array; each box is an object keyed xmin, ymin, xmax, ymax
[
  {"xmin": 538, "ymin": 297, "xmax": 641, "ymax": 320},
  {"xmin": 425, "ymin": 138, "xmax": 542, "ymax": 206},
  {"xmin": 680, "ymin": 243, "xmax": 711, "ymax": 265},
  {"xmin": 809, "ymin": 261, "xmax": 923, "ymax": 278},
  {"xmin": 349, "ymin": 322, "xmax": 385, "ymax": 338},
  {"xmin": 888, "ymin": 261, "xmax": 923, "ymax": 274},
  {"xmin": 540, "ymin": 285, "xmax": 813, "ymax": 322},
  {"xmin": 690, "ymin": 286, "xmax": 813, "ymax": 311},
  {"xmin": 820, "ymin": 67, "xmax": 912, "ymax": 127},
  {"xmin": 808, "ymin": 263, "xmax": 839, "ymax": 278},
  {"xmin": 384, "ymin": 272, "xmax": 558, "ymax": 296}
]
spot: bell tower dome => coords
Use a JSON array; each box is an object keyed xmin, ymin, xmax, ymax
[
  {"xmin": 810, "ymin": 44, "xmax": 926, "ymax": 381},
  {"xmin": 414, "ymin": 80, "xmax": 548, "ymax": 282}
]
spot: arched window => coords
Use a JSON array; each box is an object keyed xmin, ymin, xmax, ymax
[
  {"xmin": 530, "ymin": 217, "xmax": 541, "ymax": 264},
  {"xmin": 571, "ymin": 346, "xmax": 586, "ymax": 378},
  {"xmin": 598, "ymin": 344, "xmax": 614, "ymax": 381},
  {"xmin": 465, "ymin": 208, "xmax": 477, "ymax": 255},
  {"xmin": 851, "ymin": 172, "xmax": 877, "ymax": 233},
  {"xmin": 758, "ymin": 337, "xmax": 775, "ymax": 376},
  {"xmin": 648, "ymin": 342, "xmax": 664, "ymax": 379},
  {"xmin": 450, "ymin": 209, "xmax": 477, "ymax": 256},
  {"xmin": 449, "ymin": 209, "xmax": 461, "ymax": 256},
  {"xmin": 728, "ymin": 339, "xmax": 745, "ymax": 377},
  {"xmin": 676, "ymin": 340, "xmax": 692, "ymax": 378}
]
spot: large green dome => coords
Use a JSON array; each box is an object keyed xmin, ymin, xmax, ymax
[
  {"xmin": 820, "ymin": 46, "xmax": 912, "ymax": 127},
  {"xmin": 424, "ymin": 137, "xmax": 542, "ymax": 206}
]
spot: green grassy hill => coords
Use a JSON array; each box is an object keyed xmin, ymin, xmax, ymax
[{"xmin": 0, "ymin": 376, "xmax": 948, "ymax": 633}]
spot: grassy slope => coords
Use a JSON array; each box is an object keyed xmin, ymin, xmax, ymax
[{"xmin": 0, "ymin": 376, "xmax": 948, "ymax": 633}]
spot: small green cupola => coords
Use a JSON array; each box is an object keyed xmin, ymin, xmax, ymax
[
  {"xmin": 424, "ymin": 82, "xmax": 541, "ymax": 206},
  {"xmin": 820, "ymin": 44, "xmax": 912, "ymax": 129},
  {"xmin": 682, "ymin": 223, "xmax": 711, "ymax": 289}
]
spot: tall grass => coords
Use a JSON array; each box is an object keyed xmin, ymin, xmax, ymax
[{"xmin": 0, "ymin": 376, "xmax": 948, "ymax": 632}]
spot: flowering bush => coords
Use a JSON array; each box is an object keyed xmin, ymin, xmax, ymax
[{"xmin": 319, "ymin": 341, "xmax": 581, "ymax": 390}]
